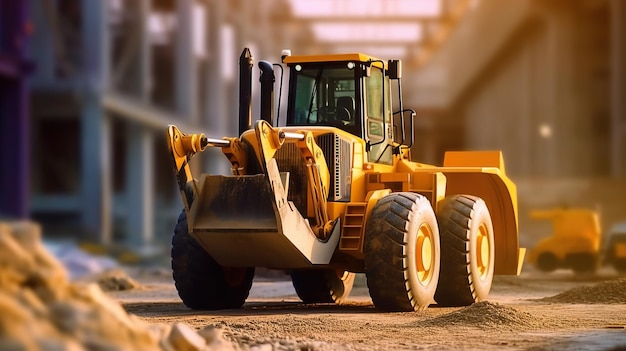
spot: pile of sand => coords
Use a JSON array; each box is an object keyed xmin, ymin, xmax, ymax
[
  {"xmin": 93, "ymin": 269, "xmax": 142, "ymax": 292},
  {"xmin": 420, "ymin": 301, "xmax": 546, "ymax": 330},
  {"xmin": 0, "ymin": 221, "xmax": 244, "ymax": 351},
  {"xmin": 537, "ymin": 279, "xmax": 626, "ymax": 304}
]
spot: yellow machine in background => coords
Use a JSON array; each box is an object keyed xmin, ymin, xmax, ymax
[
  {"xmin": 527, "ymin": 208, "xmax": 601, "ymax": 274},
  {"xmin": 166, "ymin": 49, "xmax": 525, "ymax": 311}
]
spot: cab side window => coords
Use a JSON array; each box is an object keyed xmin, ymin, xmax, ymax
[{"xmin": 365, "ymin": 67, "xmax": 393, "ymax": 164}]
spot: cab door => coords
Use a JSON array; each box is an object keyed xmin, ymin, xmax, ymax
[{"xmin": 364, "ymin": 66, "xmax": 394, "ymax": 165}]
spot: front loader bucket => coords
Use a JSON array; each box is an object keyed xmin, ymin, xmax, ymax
[
  {"xmin": 189, "ymin": 175, "xmax": 279, "ymax": 233},
  {"xmin": 186, "ymin": 160, "xmax": 340, "ymax": 269}
]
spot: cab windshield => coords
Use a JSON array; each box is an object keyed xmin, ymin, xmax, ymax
[{"xmin": 287, "ymin": 64, "xmax": 360, "ymax": 136}]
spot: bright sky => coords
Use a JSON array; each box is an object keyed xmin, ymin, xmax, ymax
[
  {"xmin": 310, "ymin": 23, "xmax": 423, "ymax": 43},
  {"xmin": 288, "ymin": 0, "xmax": 442, "ymax": 18},
  {"xmin": 286, "ymin": 0, "xmax": 443, "ymax": 59},
  {"xmin": 288, "ymin": 0, "xmax": 441, "ymax": 50}
]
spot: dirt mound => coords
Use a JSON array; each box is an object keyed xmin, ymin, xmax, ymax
[
  {"xmin": 93, "ymin": 269, "xmax": 142, "ymax": 291},
  {"xmin": 537, "ymin": 279, "xmax": 626, "ymax": 304},
  {"xmin": 420, "ymin": 301, "xmax": 545, "ymax": 330},
  {"xmin": 0, "ymin": 221, "xmax": 243, "ymax": 350},
  {"xmin": 222, "ymin": 322, "xmax": 344, "ymax": 351}
]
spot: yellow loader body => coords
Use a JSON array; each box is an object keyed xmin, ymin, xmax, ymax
[
  {"xmin": 166, "ymin": 49, "xmax": 524, "ymax": 311},
  {"xmin": 167, "ymin": 123, "xmax": 524, "ymax": 274}
]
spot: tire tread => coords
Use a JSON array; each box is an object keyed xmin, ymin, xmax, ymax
[
  {"xmin": 171, "ymin": 210, "xmax": 254, "ymax": 310},
  {"xmin": 435, "ymin": 195, "xmax": 493, "ymax": 307}
]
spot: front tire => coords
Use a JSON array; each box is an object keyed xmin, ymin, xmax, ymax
[
  {"xmin": 364, "ymin": 192, "xmax": 440, "ymax": 311},
  {"xmin": 435, "ymin": 195, "xmax": 495, "ymax": 307},
  {"xmin": 536, "ymin": 252, "xmax": 559, "ymax": 272},
  {"xmin": 171, "ymin": 210, "xmax": 255, "ymax": 310},
  {"xmin": 291, "ymin": 269, "xmax": 355, "ymax": 304}
]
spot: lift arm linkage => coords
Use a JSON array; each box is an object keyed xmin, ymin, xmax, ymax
[
  {"xmin": 253, "ymin": 120, "xmax": 333, "ymax": 240},
  {"xmin": 167, "ymin": 122, "xmax": 335, "ymax": 240},
  {"xmin": 166, "ymin": 125, "xmax": 227, "ymax": 212}
]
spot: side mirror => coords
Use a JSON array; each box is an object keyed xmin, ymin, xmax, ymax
[{"xmin": 388, "ymin": 60, "xmax": 402, "ymax": 79}]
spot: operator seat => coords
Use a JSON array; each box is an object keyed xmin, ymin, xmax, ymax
[{"xmin": 335, "ymin": 96, "xmax": 355, "ymax": 123}]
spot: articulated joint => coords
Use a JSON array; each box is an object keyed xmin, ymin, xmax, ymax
[
  {"xmin": 168, "ymin": 125, "xmax": 209, "ymax": 159},
  {"xmin": 256, "ymin": 120, "xmax": 289, "ymax": 168},
  {"xmin": 178, "ymin": 133, "xmax": 208, "ymax": 155}
]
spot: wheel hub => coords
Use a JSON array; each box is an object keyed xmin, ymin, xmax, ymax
[
  {"xmin": 418, "ymin": 236, "xmax": 432, "ymax": 271},
  {"xmin": 476, "ymin": 223, "xmax": 490, "ymax": 278},
  {"xmin": 416, "ymin": 224, "xmax": 434, "ymax": 284}
]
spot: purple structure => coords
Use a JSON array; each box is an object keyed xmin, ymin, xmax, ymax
[{"xmin": 0, "ymin": 0, "xmax": 31, "ymax": 218}]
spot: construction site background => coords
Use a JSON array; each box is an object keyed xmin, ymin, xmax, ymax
[{"xmin": 0, "ymin": 0, "xmax": 624, "ymax": 261}]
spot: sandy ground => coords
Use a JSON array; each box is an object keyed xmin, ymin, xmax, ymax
[{"xmin": 108, "ymin": 266, "xmax": 626, "ymax": 351}]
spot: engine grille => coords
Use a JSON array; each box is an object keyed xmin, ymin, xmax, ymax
[
  {"xmin": 274, "ymin": 133, "xmax": 352, "ymax": 215},
  {"xmin": 317, "ymin": 133, "xmax": 352, "ymax": 202}
]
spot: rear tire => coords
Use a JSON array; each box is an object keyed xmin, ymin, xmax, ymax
[
  {"xmin": 536, "ymin": 252, "xmax": 559, "ymax": 272},
  {"xmin": 291, "ymin": 269, "xmax": 355, "ymax": 303},
  {"xmin": 364, "ymin": 192, "xmax": 440, "ymax": 311},
  {"xmin": 435, "ymin": 195, "xmax": 495, "ymax": 307},
  {"xmin": 568, "ymin": 253, "xmax": 598, "ymax": 275},
  {"xmin": 171, "ymin": 210, "xmax": 254, "ymax": 310}
]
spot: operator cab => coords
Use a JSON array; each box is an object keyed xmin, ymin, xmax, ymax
[
  {"xmin": 283, "ymin": 53, "xmax": 414, "ymax": 165},
  {"xmin": 286, "ymin": 62, "xmax": 361, "ymax": 136}
]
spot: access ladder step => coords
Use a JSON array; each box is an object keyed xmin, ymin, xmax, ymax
[{"xmin": 340, "ymin": 202, "xmax": 367, "ymax": 251}]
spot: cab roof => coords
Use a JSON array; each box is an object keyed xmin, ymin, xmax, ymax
[{"xmin": 283, "ymin": 53, "xmax": 386, "ymax": 68}]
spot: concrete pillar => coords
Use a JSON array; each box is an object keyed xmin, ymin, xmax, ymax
[
  {"xmin": 176, "ymin": 0, "xmax": 197, "ymax": 122},
  {"xmin": 611, "ymin": 0, "xmax": 625, "ymax": 177},
  {"xmin": 520, "ymin": 39, "xmax": 532, "ymax": 176},
  {"xmin": 81, "ymin": 0, "xmax": 112, "ymax": 243},
  {"xmin": 129, "ymin": 0, "xmax": 152, "ymax": 102},
  {"xmin": 544, "ymin": 6, "xmax": 573, "ymax": 177},
  {"xmin": 139, "ymin": 0, "xmax": 152, "ymax": 102},
  {"xmin": 29, "ymin": 0, "xmax": 56, "ymax": 82},
  {"xmin": 204, "ymin": 0, "xmax": 230, "ymax": 174},
  {"xmin": 0, "ymin": 76, "xmax": 30, "ymax": 218},
  {"xmin": 80, "ymin": 102, "xmax": 112, "ymax": 243},
  {"xmin": 128, "ymin": 0, "xmax": 154, "ymax": 247},
  {"xmin": 0, "ymin": 0, "xmax": 30, "ymax": 219},
  {"xmin": 0, "ymin": 75, "xmax": 30, "ymax": 219},
  {"xmin": 125, "ymin": 124, "xmax": 154, "ymax": 247}
]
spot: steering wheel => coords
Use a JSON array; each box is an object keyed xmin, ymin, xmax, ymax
[
  {"xmin": 317, "ymin": 106, "xmax": 337, "ymax": 120},
  {"xmin": 317, "ymin": 106, "xmax": 352, "ymax": 126}
]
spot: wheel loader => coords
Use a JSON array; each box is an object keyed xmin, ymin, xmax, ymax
[
  {"xmin": 526, "ymin": 208, "xmax": 601, "ymax": 274},
  {"xmin": 166, "ymin": 49, "xmax": 525, "ymax": 311}
]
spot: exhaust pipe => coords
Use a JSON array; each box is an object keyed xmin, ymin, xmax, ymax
[
  {"xmin": 259, "ymin": 60, "xmax": 275, "ymax": 125},
  {"xmin": 239, "ymin": 48, "xmax": 253, "ymax": 135}
]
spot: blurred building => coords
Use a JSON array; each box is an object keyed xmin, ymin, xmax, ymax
[
  {"xmin": 0, "ymin": 1, "xmax": 31, "ymax": 220},
  {"xmin": 0, "ymin": 0, "xmax": 623, "ymax": 248},
  {"xmin": 24, "ymin": 0, "xmax": 312, "ymax": 247},
  {"xmin": 21, "ymin": 0, "xmax": 457, "ymax": 246},
  {"xmin": 410, "ymin": 0, "xmax": 626, "ymax": 239},
  {"xmin": 412, "ymin": 0, "xmax": 626, "ymax": 179}
]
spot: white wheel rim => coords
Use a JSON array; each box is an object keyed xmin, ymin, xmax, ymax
[
  {"xmin": 476, "ymin": 222, "xmax": 491, "ymax": 280},
  {"xmin": 416, "ymin": 223, "xmax": 435, "ymax": 285}
]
